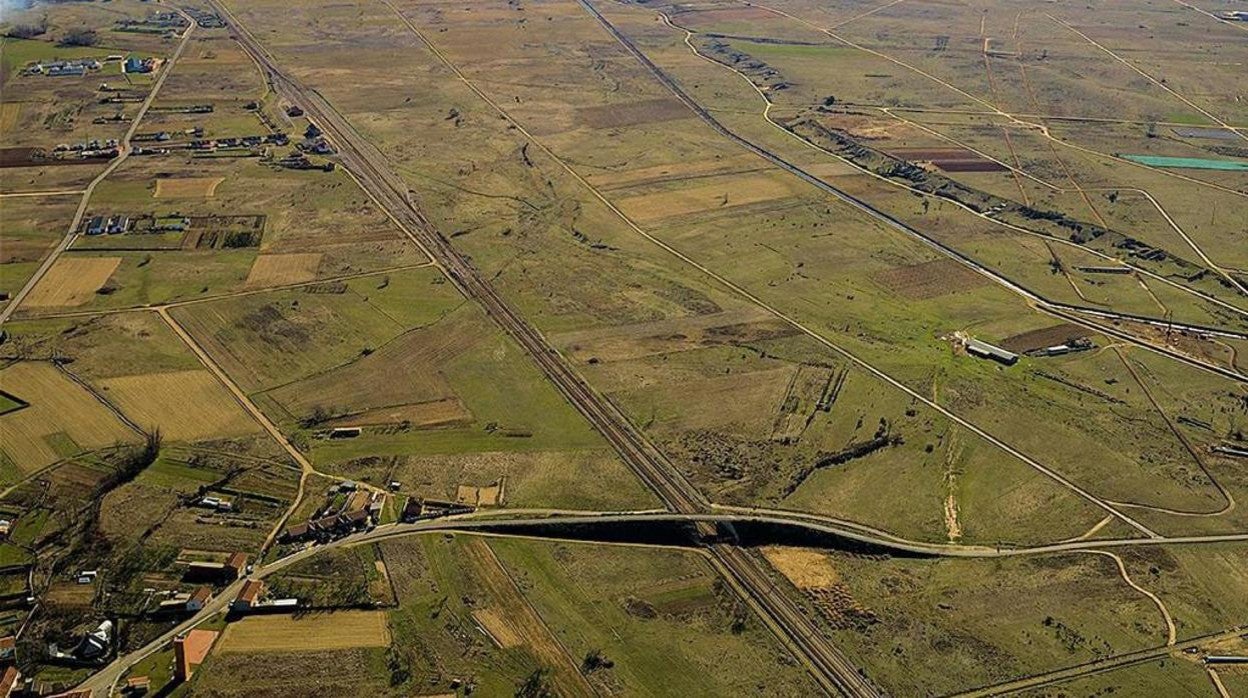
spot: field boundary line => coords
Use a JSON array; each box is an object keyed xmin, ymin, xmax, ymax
[
  {"xmin": 659, "ymin": 10, "xmax": 1248, "ymax": 327},
  {"xmin": 0, "ymin": 14, "xmax": 198, "ymax": 326},
  {"xmin": 156, "ymin": 308, "xmax": 309, "ymax": 554}
]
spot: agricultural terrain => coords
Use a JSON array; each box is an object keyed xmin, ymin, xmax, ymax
[{"xmin": 0, "ymin": 0, "xmax": 1245, "ymax": 696}]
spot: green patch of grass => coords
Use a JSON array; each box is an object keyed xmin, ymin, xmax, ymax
[
  {"xmin": 123, "ymin": 644, "xmax": 177, "ymax": 696},
  {"xmin": 1165, "ymin": 112, "xmax": 1213, "ymax": 126},
  {"xmin": 489, "ymin": 537, "xmax": 821, "ymax": 696},
  {"xmin": 2, "ymin": 313, "xmax": 203, "ymax": 381},
  {"xmin": 0, "ymin": 392, "xmax": 28, "ymax": 416},
  {"xmin": 9, "ymin": 508, "xmax": 49, "ymax": 547},
  {"xmin": 0, "ymin": 452, "xmax": 22, "ymax": 490},
  {"xmin": 0, "ymin": 544, "xmax": 32, "ymax": 568},
  {"xmin": 137, "ymin": 457, "xmax": 221, "ymax": 490},
  {"xmin": 0, "ymin": 37, "xmax": 120, "ymax": 77},
  {"xmin": 45, "ymin": 431, "xmax": 82, "ymax": 459}
]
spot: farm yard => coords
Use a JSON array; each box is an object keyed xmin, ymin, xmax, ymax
[{"xmin": 1, "ymin": 0, "xmax": 1246, "ymax": 695}]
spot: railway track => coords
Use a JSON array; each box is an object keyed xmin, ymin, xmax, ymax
[
  {"xmin": 210, "ymin": 2, "xmax": 876, "ymax": 695},
  {"xmin": 579, "ymin": 0, "xmax": 1248, "ymax": 385}
]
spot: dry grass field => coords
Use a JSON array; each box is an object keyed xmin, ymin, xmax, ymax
[
  {"xmin": 615, "ymin": 172, "xmax": 803, "ymax": 223},
  {"xmin": 218, "ymin": 611, "xmax": 391, "ymax": 653},
  {"xmin": 760, "ymin": 546, "xmax": 841, "ymax": 589},
  {"xmin": 244, "ymin": 253, "xmax": 323, "ymax": 287},
  {"xmin": 5, "ymin": 0, "xmax": 1248, "ymax": 693},
  {"xmin": 152, "ymin": 176, "xmax": 226, "ymax": 199},
  {"xmin": 0, "ymin": 362, "xmax": 135, "ymax": 471},
  {"xmin": 457, "ymin": 536, "xmax": 591, "ymax": 695},
  {"xmin": 96, "ymin": 369, "xmax": 259, "ymax": 441},
  {"xmin": 23, "ymin": 257, "xmax": 122, "ymax": 307}
]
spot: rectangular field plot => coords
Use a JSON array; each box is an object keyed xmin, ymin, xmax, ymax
[
  {"xmin": 577, "ymin": 98, "xmax": 692, "ymax": 129},
  {"xmin": 615, "ymin": 173, "xmax": 803, "ymax": 223},
  {"xmin": 218, "ymin": 611, "xmax": 391, "ymax": 653},
  {"xmin": 0, "ymin": 362, "xmax": 135, "ymax": 471},
  {"xmin": 244, "ymin": 253, "xmax": 322, "ymax": 287},
  {"xmin": 96, "ymin": 370, "xmax": 259, "ymax": 441},
  {"xmin": 153, "ymin": 176, "xmax": 226, "ymax": 198},
  {"xmin": 23, "ymin": 257, "xmax": 121, "ymax": 307},
  {"xmin": 872, "ymin": 258, "xmax": 991, "ymax": 299}
]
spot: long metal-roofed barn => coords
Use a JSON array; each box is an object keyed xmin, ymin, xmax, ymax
[{"xmin": 965, "ymin": 338, "xmax": 1019, "ymax": 366}]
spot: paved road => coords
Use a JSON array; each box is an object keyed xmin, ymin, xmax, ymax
[
  {"xmin": 0, "ymin": 16, "xmax": 197, "ymax": 326},
  {"xmin": 75, "ymin": 504, "xmax": 1248, "ymax": 695},
  {"xmin": 352, "ymin": 511, "xmax": 1248, "ymax": 559},
  {"xmin": 950, "ymin": 625, "xmax": 1248, "ymax": 697}
]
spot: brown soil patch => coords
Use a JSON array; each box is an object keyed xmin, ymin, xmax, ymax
[
  {"xmin": 44, "ymin": 581, "xmax": 95, "ymax": 609},
  {"xmin": 999, "ymin": 323, "xmax": 1090, "ymax": 353},
  {"xmin": 0, "ymin": 104, "xmax": 20, "ymax": 134},
  {"xmin": 845, "ymin": 124, "xmax": 897, "ymax": 140},
  {"xmin": 25, "ymin": 256, "xmax": 121, "ymax": 307},
  {"xmin": 577, "ymin": 98, "xmax": 691, "ymax": 130},
  {"xmin": 934, "ymin": 160, "xmax": 1007, "ymax": 172},
  {"xmin": 245, "ymin": 253, "xmax": 322, "ymax": 287},
  {"xmin": 97, "ymin": 370, "xmax": 259, "ymax": 441},
  {"xmin": 761, "ymin": 546, "xmax": 840, "ymax": 589},
  {"xmin": 472, "ymin": 607, "xmax": 521, "ymax": 648},
  {"xmin": 0, "ymin": 237, "xmax": 55, "ymax": 264},
  {"xmin": 456, "ymin": 478, "xmax": 504, "ymax": 507},
  {"xmin": 873, "ymin": 258, "xmax": 989, "ymax": 299},
  {"xmin": 153, "ymin": 176, "xmax": 225, "ymax": 198}
]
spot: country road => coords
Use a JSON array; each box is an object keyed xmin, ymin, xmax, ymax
[
  {"xmin": 58, "ymin": 1, "xmax": 1248, "ymax": 695},
  {"xmin": 0, "ymin": 12, "xmax": 197, "ymax": 326},
  {"xmin": 207, "ymin": 0, "xmax": 877, "ymax": 694},
  {"xmin": 76, "ymin": 506, "xmax": 1248, "ymax": 695}
]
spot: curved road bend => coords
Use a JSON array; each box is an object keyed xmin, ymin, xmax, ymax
[
  {"xmin": 950, "ymin": 625, "xmax": 1248, "ymax": 697},
  {"xmin": 77, "ymin": 507, "xmax": 1248, "ymax": 696},
  {"xmin": 0, "ymin": 15, "xmax": 197, "ymax": 326}
]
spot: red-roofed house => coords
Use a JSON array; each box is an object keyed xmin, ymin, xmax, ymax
[
  {"xmin": 232, "ymin": 579, "xmax": 264, "ymax": 613},
  {"xmin": 224, "ymin": 552, "xmax": 248, "ymax": 580},
  {"xmin": 186, "ymin": 586, "xmax": 211, "ymax": 612},
  {"xmin": 0, "ymin": 666, "xmax": 19, "ymax": 697},
  {"xmin": 173, "ymin": 629, "xmax": 218, "ymax": 682}
]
